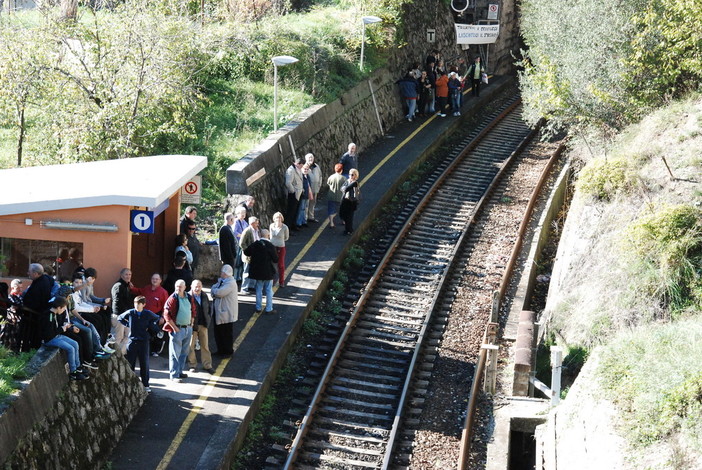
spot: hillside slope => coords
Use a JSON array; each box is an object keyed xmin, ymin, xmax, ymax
[{"xmin": 544, "ymin": 95, "xmax": 702, "ymax": 469}]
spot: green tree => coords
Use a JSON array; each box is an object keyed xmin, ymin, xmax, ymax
[{"xmin": 0, "ymin": 22, "xmax": 47, "ymax": 166}]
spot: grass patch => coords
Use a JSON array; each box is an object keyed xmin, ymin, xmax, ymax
[
  {"xmin": 599, "ymin": 319, "xmax": 702, "ymax": 449},
  {"xmin": 626, "ymin": 204, "xmax": 702, "ymax": 313},
  {"xmin": 0, "ymin": 347, "xmax": 34, "ymax": 403}
]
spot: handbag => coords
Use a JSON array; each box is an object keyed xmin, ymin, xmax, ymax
[{"xmin": 481, "ymin": 72, "xmax": 489, "ymax": 84}]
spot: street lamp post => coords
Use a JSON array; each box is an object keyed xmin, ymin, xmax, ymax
[
  {"xmin": 360, "ymin": 16, "xmax": 382, "ymax": 71},
  {"xmin": 272, "ymin": 55, "xmax": 299, "ymax": 131}
]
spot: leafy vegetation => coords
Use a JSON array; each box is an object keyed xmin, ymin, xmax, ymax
[
  {"xmin": 0, "ymin": 347, "xmax": 34, "ymax": 404},
  {"xmin": 0, "ymin": 0, "xmax": 401, "ymax": 206},
  {"xmin": 519, "ymin": 0, "xmax": 702, "ymax": 133}
]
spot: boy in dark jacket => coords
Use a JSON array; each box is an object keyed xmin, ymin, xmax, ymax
[
  {"xmin": 118, "ymin": 296, "xmax": 163, "ymax": 392},
  {"xmin": 40, "ymin": 297, "xmax": 89, "ymax": 381}
]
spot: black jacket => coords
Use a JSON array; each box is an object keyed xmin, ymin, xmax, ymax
[{"xmin": 244, "ymin": 239, "xmax": 279, "ymax": 281}]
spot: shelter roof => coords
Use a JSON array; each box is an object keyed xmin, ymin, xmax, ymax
[{"xmin": 0, "ymin": 155, "xmax": 207, "ymax": 216}]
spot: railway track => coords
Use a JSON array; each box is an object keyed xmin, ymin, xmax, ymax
[{"xmin": 281, "ymin": 98, "xmax": 537, "ymax": 469}]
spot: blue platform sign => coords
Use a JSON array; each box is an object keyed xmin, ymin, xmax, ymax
[{"xmin": 130, "ymin": 210, "xmax": 154, "ymax": 234}]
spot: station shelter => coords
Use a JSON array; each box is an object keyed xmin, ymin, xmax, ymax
[{"xmin": 0, "ymin": 155, "xmax": 207, "ymax": 295}]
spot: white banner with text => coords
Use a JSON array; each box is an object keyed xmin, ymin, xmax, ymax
[{"xmin": 455, "ymin": 24, "xmax": 500, "ymax": 44}]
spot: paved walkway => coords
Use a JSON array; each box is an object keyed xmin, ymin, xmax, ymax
[{"xmin": 109, "ymin": 75, "xmax": 515, "ymax": 470}]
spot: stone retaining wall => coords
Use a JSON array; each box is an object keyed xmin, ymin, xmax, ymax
[{"xmin": 0, "ymin": 348, "xmax": 145, "ymax": 469}]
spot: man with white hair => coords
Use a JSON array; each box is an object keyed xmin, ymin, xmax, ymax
[
  {"xmin": 163, "ymin": 279, "xmax": 196, "ymax": 382},
  {"xmin": 21, "ymin": 263, "xmax": 54, "ymax": 350},
  {"xmin": 210, "ymin": 265, "xmax": 238, "ymax": 356}
]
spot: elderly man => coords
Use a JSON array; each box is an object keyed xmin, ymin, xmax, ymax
[
  {"xmin": 133, "ymin": 273, "xmax": 169, "ymax": 356},
  {"xmin": 284, "ymin": 157, "xmax": 304, "ymax": 231},
  {"xmin": 187, "ymin": 279, "xmax": 214, "ymax": 374},
  {"xmin": 111, "ymin": 268, "xmax": 135, "ymax": 354},
  {"xmin": 218, "ymin": 212, "xmax": 237, "ymax": 269},
  {"xmin": 339, "ymin": 142, "xmax": 358, "ymax": 179},
  {"xmin": 210, "ymin": 265, "xmax": 238, "ymax": 357},
  {"xmin": 21, "ymin": 263, "xmax": 55, "ymax": 350},
  {"xmin": 163, "ymin": 279, "xmax": 196, "ymax": 382},
  {"xmin": 244, "ymin": 229, "xmax": 279, "ymax": 314},
  {"xmin": 239, "ymin": 216, "xmax": 260, "ymax": 294}
]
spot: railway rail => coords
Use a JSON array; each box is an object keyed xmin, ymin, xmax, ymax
[{"xmin": 281, "ymin": 97, "xmax": 539, "ymax": 469}]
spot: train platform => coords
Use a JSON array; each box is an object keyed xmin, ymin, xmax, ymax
[{"xmin": 108, "ymin": 75, "xmax": 516, "ymax": 470}]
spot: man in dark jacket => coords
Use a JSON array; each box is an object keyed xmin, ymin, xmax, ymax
[
  {"xmin": 243, "ymin": 229, "xmax": 279, "ymax": 314},
  {"xmin": 111, "ymin": 268, "xmax": 135, "ymax": 354},
  {"xmin": 396, "ymin": 71, "xmax": 419, "ymax": 122},
  {"xmin": 187, "ymin": 279, "xmax": 214, "ymax": 374},
  {"xmin": 21, "ymin": 263, "xmax": 55, "ymax": 351},
  {"xmin": 218, "ymin": 212, "xmax": 237, "ymax": 268}
]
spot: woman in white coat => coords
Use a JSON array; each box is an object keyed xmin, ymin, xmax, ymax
[{"xmin": 210, "ymin": 264, "xmax": 238, "ymax": 356}]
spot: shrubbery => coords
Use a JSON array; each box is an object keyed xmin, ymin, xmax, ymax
[
  {"xmin": 627, "ymin": 204, "xmax": 702, "ymax": 313},
  {"xmin": 519, "ymin": 0, "xmax": 702, "ymax": 132}
]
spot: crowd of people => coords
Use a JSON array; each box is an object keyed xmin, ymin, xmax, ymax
[
  {"xmin": 397, "ymin": 49, "xmax": 486, "ymax": 121},
  {"xmin": 0, "ymin": 139, "xmax": 366, "ymax": 391}
]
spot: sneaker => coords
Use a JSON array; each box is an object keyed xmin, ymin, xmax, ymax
[
  {"xmin": 456, "ymin": 111, "xmax": 461, "ymax": 116},
  {"xmin": 94, "ymin": 353, "xmax": 110, "ymax": 361},
  {"xmin": 179, "ymin": 373, "xmax": 188, "ymax": 379},
  {"xmin": 151, "ymin": 352, "xmax": 159, "ymax": 357},
  {"xmin": 407, "ymin": 117, "xmax": 413, "ymax": 122},
  {"xmin": 102, "ymin": 344, "xmax": 115, "ymax": 354},
  {"xmin": 189, "ymin": 367, "xmax": 196, "ymax": 373},
  {"xmin": 83, "ymin": 361, "xmax": 98, "ymax": 370},
  {"xmin": 439, "ymin": 113, "xmax": 446, "ymax": 117},
  {"xmin": 70, "ymin": 371, "xmax": 89, "ymax": 381},
  {"xmin": 254, "ymin": 309, "xmax": 263, "ymax": 314},
  {"xmin": 206, "ymin": 368, "xmax": 215, "ymax": 374},
  {"xmin": 171, "ymin": 377, "xmax": 182, "ymax": 383},
  {"xmin": 266, "ymin": 309, "xmax": 277, "ymax": 315},
  {"xmin": 144, "ymin": 386, "xmax": 151, "ymax": 393}
]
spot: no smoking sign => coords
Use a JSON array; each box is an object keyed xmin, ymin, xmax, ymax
[
  {"xmin": 487, "ymin": 3, "xmax": 499, "ymax": 20},
  {"xmin": 181, "ymin": 175, "xmax": 202, "ymax": 204}
]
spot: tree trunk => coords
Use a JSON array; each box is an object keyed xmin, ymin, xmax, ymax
[
  {"xmin": 61, "ymin": 0, "xmax": 78, "ymax": 21},
  {"xmin": 16, "ymin": 106, "xmax": 25, "ymax": 167}
]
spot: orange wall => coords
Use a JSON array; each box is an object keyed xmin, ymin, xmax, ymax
[
  {"xmin": 1, "ymin": 205, "xmax": 131, "ymax": 296},
  {"xmin": 0, "ymin": 193, "xmax": 184, "ymax": 296}
]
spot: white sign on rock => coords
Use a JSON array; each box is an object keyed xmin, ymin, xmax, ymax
[
  {"xmin": 487, "ymin": 4, "xmax": 499, "ymax": 20},
  {"xmin": 455, "ymin": 24, "xmax": 500, "ymax": 44}
]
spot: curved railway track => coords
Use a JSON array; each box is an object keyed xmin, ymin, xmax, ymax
[{"xmin": 282, "ymin": 99, "xmax": 537, "ymax": 469}]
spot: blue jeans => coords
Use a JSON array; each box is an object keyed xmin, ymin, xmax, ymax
[
  {"xmin": 296, "ymin": 199, "xmax": 309, "ymax": 226},
  {"xmin": 46, "ymin": 335, "xmax": 80, "ymax": 372},
  {"xmin": 73, "ymin": 320, "xmax": 103, "ymax": 354},
  {"xmin": 405, "ymin": 98, "xmax": 416, "ymax": 119},
  {"xmin": 169, "ymin": 326, "xmax": 192, "ymax": 379},
  {"xmin": 255, "ymin": 280, "xmax": 274, "ymax": 312},
  {"xmin": 450, "ymin": 90, "xmax": 461, "ymax": 112}
]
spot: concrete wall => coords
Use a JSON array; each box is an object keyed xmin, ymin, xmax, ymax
[
  {"xmin": 226, "ymin": 0, "xmax": 520, "ymax": 225},
  {"xmin": 0, "ymin": 348, "xmax": 145, "ymax": 469}
]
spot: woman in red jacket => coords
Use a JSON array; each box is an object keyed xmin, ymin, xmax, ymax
[{"xmin": 434, "ymin": 70, "xmax": 449, "ymax": 117}]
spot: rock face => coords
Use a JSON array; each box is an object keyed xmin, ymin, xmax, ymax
[{"xmin": 0, "ymin": 348, "xmax": 145, "ymax": 469}]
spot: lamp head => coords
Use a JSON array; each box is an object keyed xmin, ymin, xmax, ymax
[
  {"xmin": 362, "ymin": 15, "xmax": 382, "ymax": 25},
  {"xmin": 272, "ymin": 55, "xmax": 299, "ymax": 67}
]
